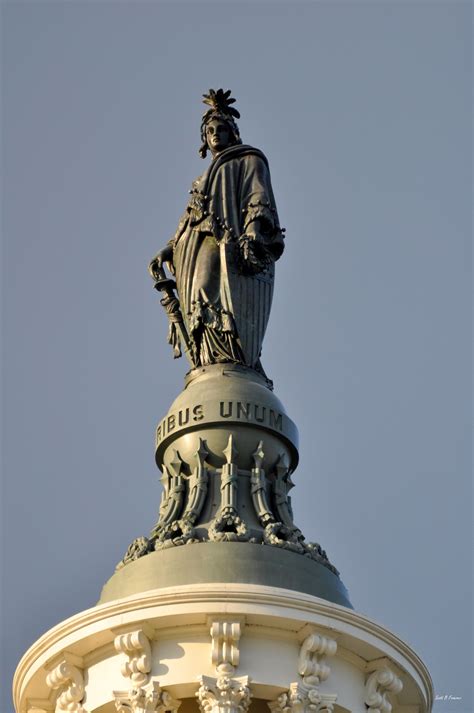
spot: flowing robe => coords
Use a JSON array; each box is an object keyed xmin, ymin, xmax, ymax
[{"xmin": 169, "ymin": 144, "xmax": 284, "ymax": 368}]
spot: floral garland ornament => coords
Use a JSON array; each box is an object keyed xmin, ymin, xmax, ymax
[{"xmin": 209, "ymin": 513, "xmax": 248, "ymax": 542}]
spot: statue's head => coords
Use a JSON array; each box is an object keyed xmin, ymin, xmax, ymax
[{"xmin": 199, "ymin": 88, "xmax": 242, "ymax": 158}]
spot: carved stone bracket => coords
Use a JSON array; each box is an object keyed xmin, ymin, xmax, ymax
[
  {"xmin": 298, "ymin": 633, "xmax": 337, "ymax": 686},
  {"xmin": 46, "ymin": 660, "xmax": 86, "ymax": 713},
  {"xmin": 268, "ymin": 683, "xmax": 337, "ymax": 713},
  {"xmin": 114, "ymin": 630, "xmax": 152, "ymax": 688},
  {"xmin": 365, "ymin": 668, "xmax": 403, "ymax": 713},
  {"xmin": 268, "ymin": 632, "xmax": 338, "ymax": 713},
  {"xmin": 114, "ymin": 681, "xmax": 181, "ymax": 713},
  {"xmin": 197, "ymin": 673, "xmax": 251, "ymax": 713},
  {"xmin": 209, "ymin": 620, "xmax": 242, "ymax": 670},
  {"xmin": 315, "ymin": 693, "xmax": 337, "ymax": 713}
]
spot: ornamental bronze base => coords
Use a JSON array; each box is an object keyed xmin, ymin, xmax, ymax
[{"xmin": 112, "ymin": 364, "xmax": 347, "ymax": 601}]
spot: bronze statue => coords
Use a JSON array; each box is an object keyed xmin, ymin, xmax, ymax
[
  {"xmin": 113, "ymin": 90, "xmax": 342, "ymax": 585},
  {"xmin": 149, "ymin": 89, "xmax": 285, "ymax": 373}
]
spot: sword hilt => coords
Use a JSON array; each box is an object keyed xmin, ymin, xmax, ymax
[
  {"xmin": 153, "ymin": 276, "xmax": 177, "ymax": 293},
  {"xmin": 149, "ymin": 261, "xmax": 195, "ymax": 368}
]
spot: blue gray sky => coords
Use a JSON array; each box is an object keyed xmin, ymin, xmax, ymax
[{"xmin": 2, "ymin": 2, "xmax": 472, "ymax": 712}]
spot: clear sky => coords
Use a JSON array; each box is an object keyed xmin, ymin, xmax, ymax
[{"xmin": 2, "ymin": 2, "xmax": 472, "ymax": 712}]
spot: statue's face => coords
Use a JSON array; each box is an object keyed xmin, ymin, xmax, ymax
[{"xmin": 206, "ymin": 119, "xmax": 232, "ymax": 155}]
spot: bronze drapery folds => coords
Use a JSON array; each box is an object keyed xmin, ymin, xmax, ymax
[{"xmin": 149, "ymin": 89, "xmax": 285, "ymax": 374}]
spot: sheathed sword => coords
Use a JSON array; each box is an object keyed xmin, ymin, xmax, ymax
[{"xmin": 149, "ymin": 264, "xmax": 195, "ymax": 368}]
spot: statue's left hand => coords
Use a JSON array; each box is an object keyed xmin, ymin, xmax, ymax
[
  {"xmin": 244, "ymin": 219, "xmax": 261, "ymax": 243},
  {"xmin": 237, "ymin": 233, "xmax": 272, "ymax": 276}
]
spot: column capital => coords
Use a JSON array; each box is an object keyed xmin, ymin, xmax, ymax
[
  {"xmin": 197, "ymin": 672, "xmax": 251, "ymax": 713},
  {"xmin": 269, "ymin": 683, "xmax": 337, "ymax": 713},
  {"xmin": 114, "ymin": 681, "xmax": 181, "ymax": 713}
]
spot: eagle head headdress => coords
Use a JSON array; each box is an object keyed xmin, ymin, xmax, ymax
[{"xmin": 199, "ymin": 88, "xmax": 242, "ymax": 158}]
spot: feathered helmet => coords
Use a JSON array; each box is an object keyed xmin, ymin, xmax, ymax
[{"xmin": 199, "ymin": 88, "xmax": 242, "ymax": 158}]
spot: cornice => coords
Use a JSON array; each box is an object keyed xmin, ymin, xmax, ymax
[{"xmin": 13, "ymin": 583, "xmax": 433, "ymax": 713}]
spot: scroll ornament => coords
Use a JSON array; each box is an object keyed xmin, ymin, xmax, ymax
[
  {"xmin": 46, "ymin": 660, "xmax": 86, "ymax": 713},
  {"xmin": 269, "ymin": 633, "xmax": 338, "ymax": 713},
  {"xmin": 210, "ymin": 620, "xmax": 242, "ymax": 669},
  {"xmin": 364, "ymin": 668, "xmax": 403, "ymax": 713},
  {"xmin": 298, "ymin": 633, "xmax": 337, "ymax": 686},
  {"xmin": 114, "ymin": 630, "xmax": 152, "ymax": 688}
]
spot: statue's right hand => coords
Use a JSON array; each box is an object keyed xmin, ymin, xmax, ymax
[
  {"xmin": 148, "ymin": 245, "xmax": 173, "ymax": 280},
  {"xmin": 148, "ymin": 256, "xmax": 162, "ymax": 280}
]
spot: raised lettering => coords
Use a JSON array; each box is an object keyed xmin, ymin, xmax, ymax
[
  {"xmin": 167, "ymin": 414, "xmax": 176, "ymax": 432},
  {"xmin": 269, "ymin": 410, "xmax": 283, "ymax": 430},
  {"xmin": 157, "ymin": 424, "xmax": 162, "ymax": 441},
  {"xmin": 254, "ymin": 404, "xmax": 266, "ymax": 423},
  {"xmin": 193, "ymin": 404, "xmax": 204, "ymax": 421}
]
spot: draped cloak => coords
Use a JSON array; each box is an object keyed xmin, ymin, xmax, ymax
[{"xmin": 169, "ymin": 144, "xmax": 284, "ymax": 369}]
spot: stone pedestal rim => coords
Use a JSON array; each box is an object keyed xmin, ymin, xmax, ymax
[{"xmin": 103, "ymin": 542, "xmax": 349, "ymax": 607}]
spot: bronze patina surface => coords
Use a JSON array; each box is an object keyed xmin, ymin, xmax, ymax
[
  {"xmin": 149, "ymin": 89, "xmax": 284, "ymax": 375},
  {"xmin": 112, "ymin": 90, "xmax": 350, "ymax": 608}
]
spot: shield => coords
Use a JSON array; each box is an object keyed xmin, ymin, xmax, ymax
[{"xmin": 221, "ymin": 242, "xmax": 275, "ymax": 368}]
